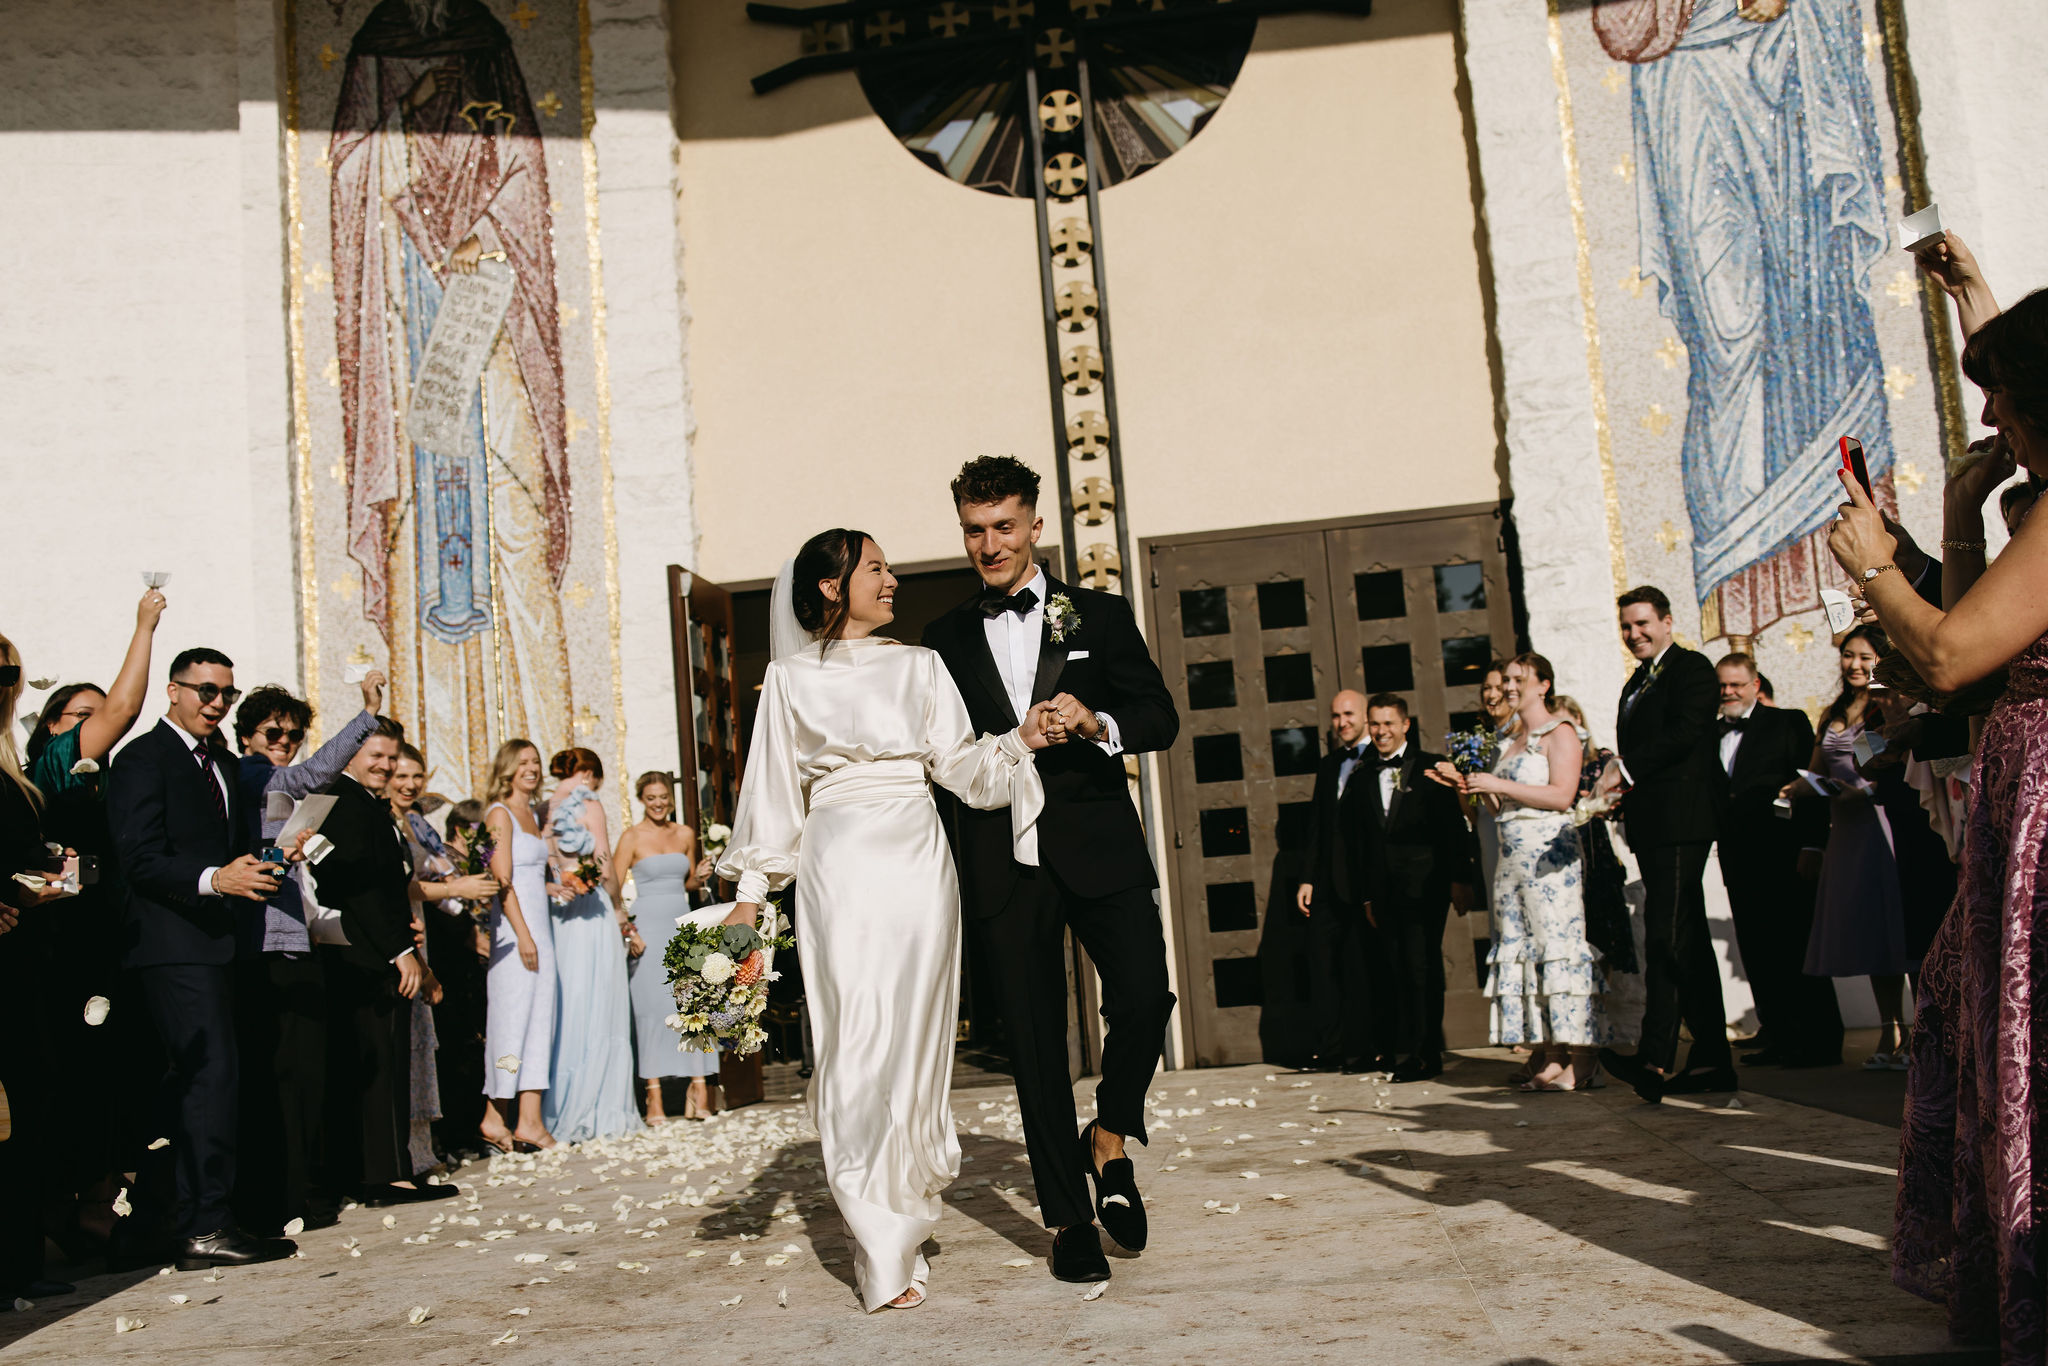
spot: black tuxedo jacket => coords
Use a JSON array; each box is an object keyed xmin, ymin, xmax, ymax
[
  {"xmin": 1719, "ymin": 704, "xmax": 1824, "ymax": 867},
  {"xmin": 1362, "ymin": 746, "xmax": 1474, "ymax": 908},
  {"xmin": 109, "ymin": 719, "xmax": 254, "ymax": 968},
  {"xmin": 312, "ymin": 774, "xmax": 417, "ymax": 972},
  {"xmin": 1300, "ymin": 747, "xmax": 1372, "ymax": 907},
  {"xmin": 923, "ymin": 569, "xmax": 1179, "ymax": 910},
  {"xmin": 1615, "ymin": 645, "xmax": 1722, "ymax": 848}
]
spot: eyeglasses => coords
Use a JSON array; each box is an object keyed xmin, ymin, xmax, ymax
[
  {"xmin": 260, "ymin": 726, "xmax": 307, "ymax": 746},
  {"xmin": 0, "ymin": 665, "xmax": 18, "ymax": 688},
  {"xmin": 172, "ymin": 680, "xmax": 242, "ymax": 707}
]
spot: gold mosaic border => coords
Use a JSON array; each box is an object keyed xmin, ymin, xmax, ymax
[
  {"xmin": 1543, "ymin": 0, "xmax": 1629, "ymax": 603},
  {"xmin": 281, "ymin": 2, "xmax": 322, "ymax": 726}
]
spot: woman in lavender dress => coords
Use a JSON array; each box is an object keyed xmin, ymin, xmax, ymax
[{"xmin": 1828, "ymin": 243, "xmax": 2048, "ymax": 1360}]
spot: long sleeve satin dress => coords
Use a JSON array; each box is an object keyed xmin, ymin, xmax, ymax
[{"xmin": 716, "ymin": 636, "xmax": 1041, "ymax": 1312}]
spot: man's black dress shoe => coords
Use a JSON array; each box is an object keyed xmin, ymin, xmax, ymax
[
  {"xmin": 1049, "ymin": 1223, "xmax": 1111, "ymax": 1283},
  {"xmin": 1734, "ymin": 1032, "xmax": 1770, "ymax": 1053},
  {"xmin": 1739, "ymin": 1048, "xmax": 1786, "ymax": 1067},
  {"xmin": 1079, "ymin": 1120, "xmax": 1147, "ymax": 1252},
  {"xmin": 1598, "ymin": 1048, "xmax": 1665, "ymax": 1104},
  {"xmin": 1339, "ymin": 1056, "xmax": 1372, "ymax": 1074},
  {"xmin": 362, "ymin": 1182, "xmax": 461, "ymax": 1206},
  {"xmin": 175, "ymin": 1226, "xmax": 296, "ymax": 1271},
  {"xmin": 1390, "ymin": 1056, "xmax": 1443, "ymax": 1084},
  {"xmin": 1662, "ymin": 1065, "xmax": 1739, "ymax": 1095}
]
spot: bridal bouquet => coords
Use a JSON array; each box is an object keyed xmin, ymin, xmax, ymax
[
  {"xmin": 569, "ymin": 851, "xmax": 604, "ymax": 894},
  {"xmin": 663, "ymin": 905, "xmax": 793, "ymax": 1057},
  {"xmin": 700, "ymin": 820, "xmax": 731, "ymax": 860},
  {"xmin": 1445, "ymin": 726, "xmax": 1500, "ymax": 775},
  {"xmin": 457, "ymin": 825, "xmax": 497, "ymax": 925}
]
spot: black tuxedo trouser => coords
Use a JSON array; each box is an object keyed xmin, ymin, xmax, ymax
[
  {"xmin": 138, "ymin": 962, "xmax": 240, "ymax": 1238},
  {"xmin": 1720, "ymin": 854, "xmax": 1844, "ymax": 1062},
  {"xmin": 233, "ymin": 953, "xmax": 327, "ymax": 1232},
  {"xmin": 970, "ymin": 866, "xmax": 1174, "ymax": 1229},
  {"xmin": 0, "ymin": 936, "xmax": 51, "ymax": 1290},
  {"xmin": 321, "ymin": 947, "xmax": 412, "ymax": 1192},
  {"xmin": 1384, "ymin": 895, "xmax": 1450, "ymax": 1063},
  {"xmin": 1306, "ymin": 898, "xmax": 1385, "ymax": 1063},
  {"xmin": 1635, "ymin": 841, "xmax": 1730, "ymax": 1072},
  {"xmin": 425, "ymin": 908, "xmax": 487, "ymax": 1146}
]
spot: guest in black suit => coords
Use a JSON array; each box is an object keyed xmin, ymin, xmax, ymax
[
  {"xmin": 1712, "ymin": 651, "xmax": 1843, "ymax": 1068},
  {"xmin": 923, "ymin": 457, "xmax": 1178, "ymax": 1284},
  {"xmin": 1596, "ymin": 586, "xmax": 1733, "ymax": 1103},
  {"xmin": 1294, "ymin": 690, "xmax": 1379, "ymax": 1072},
  {"xmin": 311, "ymin": 721, "xmax": 454, "ymax": 1205},
  {"xmin": 1357, "ymin": 694, "xmax": 1476, "ymax": 1082},
  {"xmin": 107, "ymin": 647, "xmax": 297, "ymax": 1270}
]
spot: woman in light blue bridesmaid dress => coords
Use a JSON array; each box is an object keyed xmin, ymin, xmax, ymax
[
  {"xmin": 610, "ymin": 772, "xmax": 720, "ymax": 1123},
  {"xmin": 539, "ymin": 749, "xmax": 643, "ymax": 1143}
]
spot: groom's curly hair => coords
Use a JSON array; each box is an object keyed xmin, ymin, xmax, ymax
[{"xmin": 951, "ymin": 455, "xmax": 1040, "ymax": 511}]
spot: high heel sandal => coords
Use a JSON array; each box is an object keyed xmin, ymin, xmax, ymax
[{"xmin": 683, "ymin": 1081, "xmax": 711, "ymax": 1122}]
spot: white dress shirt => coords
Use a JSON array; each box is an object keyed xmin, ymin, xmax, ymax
[
  {"xmin": 1719, "ymin": 702, "xmax": 1755, "ymax": 775},
  {"xmin": 163, "ymin": 715, "xmax": 232, "ymax": 899},
  {"xmin": 980, "ymin": 564, "xmax": 1122, "ymax": 756}
]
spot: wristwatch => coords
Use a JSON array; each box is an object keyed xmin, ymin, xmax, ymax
[
  {"xmin": 1860, "ymin": 563, "xmax": 1899, "ymax": 584},
  {"xmin": 1091, "ymin": 709, "xmax": 1111, "ymax": 740}
]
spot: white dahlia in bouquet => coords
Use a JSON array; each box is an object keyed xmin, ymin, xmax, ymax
[{"xmin": 663, "ymin": 902, "xmax": 792, "ymax": 1057}]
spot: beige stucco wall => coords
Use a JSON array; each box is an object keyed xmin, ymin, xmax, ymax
[{"xmin": 672, "ymin": 0, "xmax": 1497, "ymax": 586}]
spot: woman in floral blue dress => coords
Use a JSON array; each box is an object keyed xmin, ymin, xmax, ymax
[{"xmin": 1440, "ymin": 653, "xmax": 1609, "ymax": 1090}]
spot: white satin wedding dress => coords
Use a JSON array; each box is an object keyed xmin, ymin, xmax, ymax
[{"xmin": 717, "ymin": 634, "xmax": 1041, "ymax": 1311}]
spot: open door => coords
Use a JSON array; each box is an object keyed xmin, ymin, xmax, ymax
[{"xmin": 666, "ymin": 565, "xmax": 763, "ymax": 1106}]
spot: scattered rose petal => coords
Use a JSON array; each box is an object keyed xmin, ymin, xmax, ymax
[
  {"xmin": 1002, "ymin": 1258, "xmax": 1034, "ymax": 1268},
  {"xmin": 507, "ymin": 1307, "xmax": 530, "ymax": 1316},
  {"xmin": 1240, "ymin": 1171, "xmax": 1259, "ymax": 1179},
  {"xmin": 514, "ymin": 1253, "xmax": 548, "ymax": 1264},
  {"xmin": 147, "ymin": 1137, "xmax": 170, "ymax": 1151},
  {"xmin": 492, "ymin": 1330, "xmax": 518, "ymax": 1345},
  {"xmin": 685, "ymin": 1250, "xmax": 706, "ymax": 1259},
  {"xmin": 1161, "ymin": 1165, "xmax": 1179, "ymax": 1172},
  {"xmin": 112, "ymin": 1187, "xmax": 133, "ymax": 1218},
  {"xmin": 407, "ymin": 1306, "xmax": 431, "ymax": 1326},
  {"xmin": 283, "ymin": 1217, "xmax": 304, "ymax": 1236},
  {"xmin": 70, "ymin": 758, "xmax": 100, "ymax": 776},
  {"xmin": 1081, "ymin": 1282, "xmax": 1108, "ymax": 1301},
  {"xmin": 727, "ymin": 1251, "xmax": 745, "ymax": 1265},
  {"xmin": 83, "ymin": 996, "xmax": 111, "ymax": 1026},
  {"xmin": 496, "ymin": 1054, "xmax": 521, "ymax": 1073},
  {"xmin": 167, "ymin": 1294, "xmax": 189, "ymax": 1305},
  {"xmin": 616, "ymin": 1261, "xmax": 644, "ymax": 1271},
  {"xmin": 382, "ymin": 1214, "xmax": 397, "ymax": 1228},
  {"xmin": 719, "ymin": 1295, "xmax": 743, "ymax": 1307},
  {"xmin": 1513, "ymin": 1121, "xmax": 1530, "ymax": 1128},
  {"xmin": 764, "ymin": 1254, "xmax": 789, "ymax": 1266},
  {"xmin": 13, "ymin": 1297, "xmax": 31, "ymax": 1312},
  {"xmin": 1268, "ymin": 1193, "xmax": 1290, "ymax": 1201},
  {"xmin": 1102, "ymin": 1194, "xmax": 1130, "ymax": 1207},
  {"xmin": 114, "ymin": 1316, "xmax": 146, "ymax": 1333},
  {"xmin": 777, "ymin": 1288, "xmax": 789, "ymax": 1308}
]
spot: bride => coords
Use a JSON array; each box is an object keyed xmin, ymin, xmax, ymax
[{"xmin": 716, "ymin": 528, "xmax": 1051, "ymax": 1311}]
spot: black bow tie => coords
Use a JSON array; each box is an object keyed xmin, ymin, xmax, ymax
[
  {"xmin": 1365, "ymin": 748, "xmax": 1402, "ymax": 769},
  {"xmin": 978, "ymin": 586, "xmax": 1039, "ymax": 619},
  {"xmin": 1718, "ymin": 716, "xmax": 1749, "ymax": 733}
]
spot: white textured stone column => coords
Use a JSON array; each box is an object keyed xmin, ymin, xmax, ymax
[
  {"xmin": 1457, "ymin": 0, "xmax": 1628, "ymax": 737},
  {"xmin": 587, "ymin": 0, "xmax": 699, "ymax": 786}
]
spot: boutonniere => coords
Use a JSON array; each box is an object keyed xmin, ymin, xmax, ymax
[
  {"xmin": 1389, "ymin": 768, "xmax": 1406, "ymax": 794},
  {"xmin": 1046, "ymin": 592, "xmax": 1081, "ymax": 644}
]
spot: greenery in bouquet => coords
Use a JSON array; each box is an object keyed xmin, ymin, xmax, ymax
[
  {"xmin": 571, "ymin": 851, "xmax": 604, "ymax": 894},
  {"xmin": 458, "ymin": 823, "xmax": 497, "ymax": 925},
  {"xmin": 662, "ymin": 910, "xmax": 794, "ymax": 1057},
  {"xmin": 1445, "ymin": 726, "xmax": 1500, "ymax": 775}
]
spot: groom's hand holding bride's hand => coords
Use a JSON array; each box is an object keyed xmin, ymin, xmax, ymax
[{"xmin": 1019, "ymin": 700, "xmax": 1062, "ymax": 751}]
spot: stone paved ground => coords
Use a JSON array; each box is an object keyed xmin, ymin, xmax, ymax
[{"xmin": 0, "ymin": 1053, "xmax": 1986, "ymax": 1365}]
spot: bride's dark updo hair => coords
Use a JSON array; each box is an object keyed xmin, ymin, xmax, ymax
[{"xmin": 792, "ymin": 528, "xmax": 875, "ymax": 644}]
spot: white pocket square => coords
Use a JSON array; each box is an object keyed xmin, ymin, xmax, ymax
[{"xmin": 1066, "ymin": 649, "xmax": 1090, "ymax": 660}]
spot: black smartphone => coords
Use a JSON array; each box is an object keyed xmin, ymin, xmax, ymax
[
  {"xmin": 78, "ymin": 855, "xmax": 99, "ymax": 887},
  {"xmin": 1839, "ymin": 436, "xmax": 1873, "ymax": 498}
]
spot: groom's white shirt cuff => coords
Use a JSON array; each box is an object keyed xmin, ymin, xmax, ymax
[{"xmin": 1091, "ymin": 714, "xmax": 1122, "ymax": 757}]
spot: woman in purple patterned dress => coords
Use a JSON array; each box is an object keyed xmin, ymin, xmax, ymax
[{"xmin": 1828, "ymin": 237, "xmax": 2047, "ymax": 1360}]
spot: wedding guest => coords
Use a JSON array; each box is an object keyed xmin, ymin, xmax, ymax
[
  {"xmin": 108, "ymin": 647, "xmax": 296, "ymax": 1270},
  {"xmin": 1756, "ymin": 675, "xmax": 1777, "ymax": 705},
  {"xmin": 1470, "ymin": 662, "xmax": 1515, "ymax": 903},
  {"xmin": 480, "ymin": 741, "xmax": 557, "ymax": 1153},
  {"xmin": 0, "ymin": 629, "xmax": 80, "ymax": 1302},
  {"xmin": 1596, "ymin": 586, "xmax": 1732, "ymax": 1103},
  {"xmin": 389, "ymin": 751, "xmax": 496, "ymax": 1159},
  {"xmin": 227, "ymin": 674, "xmax": 383, "ymax": 1235},
  {"xmin": 1445, "ymin": 654, "xmax": 1606, "ymax": 1091},
  {"xmin": 1860, "ymin": 687, "xmax": 1960, "ymax": 1000},
  {"xmin": 1713, "ymin": 653, "xmax": 1842, "ymax": 1069},
  {"xmin": 23, "ymin": 586, "xmax": 166, "ymax": 1256},
  {"xmin": 542, "ymin": 749, "xmax": 642, "ymax": 1143},
  {"xmin": 1294, "ymin": 690, "xmax": 1379, "ymax": 1072},
  {"xmin": 609, "ymin": 771, "xmax": 717, "ymax": 1122},
  {"xmin": 1353, "ymin": 693, "xmax": 1474, "ymax": 1083},
  {"xmin": 1550, "ymin": 696, "xmax": 1637, "ymax": 980},
  {"xmin": 312, "ymin": 721, "xmax": 453, "ymax": 1205},
  {"xmin": 1827, "ymin": 244, "xmax": 2048, "ymax": 1353},
  {"xmin": 1781, "ymin": 627, "xmax": 1912, "ymax": 1068}
]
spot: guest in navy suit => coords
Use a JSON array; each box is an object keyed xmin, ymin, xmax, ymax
[{"xmin": 108, "ymin": 648, "xmax": 297, "ymax": 1270}]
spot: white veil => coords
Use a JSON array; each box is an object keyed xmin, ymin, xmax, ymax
[{"xmin": 769, "ymin": 558, "xmax": 816, "ymax": 663}]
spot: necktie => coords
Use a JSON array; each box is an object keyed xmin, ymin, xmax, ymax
[
  {"xmin": 978, "ymin": 586, "xmax": 1039, "ymax": 619},
  {"xmin": 192, "ymin": 740, "xmax": 227, "ymax": 826}
]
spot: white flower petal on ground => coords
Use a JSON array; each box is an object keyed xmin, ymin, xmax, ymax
[
  {"xmin": 1160, "ymin": 1165, "xmax": 1178, "ymax": 1172},
  {"xmin": 111, "ymin": 1187, "xmax": 132, "ymax": 1218},
  {"xmin": 1102, "ymin": 1194, "xmax": 1129, "ymax": 1207},
  {"xmin": 1081, "ymin": 1282, "xmax": 1108, "ymax": 1301},
  {"xmin": 147, "ymin": 1137, "xmax": 169, "ymax": 1151},
  {"xmin": 764, "ymin": 1254, "xmax": 788, "ymax": 1266},
  {"xmin": 382, "ymin": 1214, "xmax": 397, "ymax": 1228},
  {"xmin": 166, "ymin": 1294, "xmax": 189, "ymax": 1305},
  {"xmin": 114, "ymin": 1316, "xmax": 146, "ymax": 1333},
  {"xmin": 492, "ymin": 1330, "xmax": 518, "ymax": 1345},
  {"xmin": 1002, "ymin": 1258, "xmax": 1034, "ymax": 1268},
  {"xmin": 283, "ymin": 1216, "xmax": 304, "ymax": 1236},
  {"xmin": 727, "ymin": 1251, "xmax": 745, "ymax": 1265},
  {"xmin": 685, "ymin": 1250, "xmax": 706, "ymax": 1259},
  {"xmin": 777, "ymin": 1288, "xmax": 789, "ymax": 1308},
  {"xmin": 616, "ymin": 1261, "xmax": 645, "ymax": 1271},
  {"xmin": 719, "ymin": 1295, "xmax": 743, "ymax": 1307},
  {"xmin": 507, "ymin": 1307, "xmax": 530, "ymax": 1316},
  {"xmin": 496, "ymin": 1054, "xmax": 521, "ymax": 1073},
  {"xmin": 1268, "ymin": 1192, "xmax": 1290, "ymax": 1201},
  {"xmin": 83, "ymin": 996, "xmax": 111, "ymax": 1026},
  {"xmin": 407, "ymin": 1306, "xmax": 431, "ymax": 1326},
  {"xmin": 1240, "ymin": 1171, "xmax": 1259, "ymax": 1179},
  {"xmin": 12, "ymin": 1298, "xmax": 31, "ymax": 1312},
  {"xmin": 513, "ymin": 1252, "xmax": 548, "ymax": 1263}
]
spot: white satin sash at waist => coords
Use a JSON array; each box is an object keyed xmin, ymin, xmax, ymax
[{"xmin": 807, "ymin": 759, "xmax": 930, "ymax": 810}]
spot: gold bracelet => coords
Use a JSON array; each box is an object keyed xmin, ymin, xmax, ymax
[{"xmin": 1940, "ymin": 538, "xmax": 1987, "ymax": 552}]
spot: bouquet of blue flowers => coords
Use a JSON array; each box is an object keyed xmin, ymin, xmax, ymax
[{"xmin": 1445, "ymin": 726, "xmax": 1500, "ymax": 776}]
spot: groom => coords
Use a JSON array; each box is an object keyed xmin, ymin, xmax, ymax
[{"xmin": 924, "ymin": 456, "xmax": 1179, "ymax": 1284}]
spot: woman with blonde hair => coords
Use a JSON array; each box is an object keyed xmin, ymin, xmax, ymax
[{"xmin": 478, "ymin": 739, "xmax": 556, "ymax": 1152}]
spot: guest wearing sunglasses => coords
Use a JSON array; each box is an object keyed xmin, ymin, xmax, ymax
[
  {"xmin": 225, "ymin": 674, "xmax": 386, "ymax": 1237},
  {"xmin": 108, "ymin": 648, "xmax": 296, "ymax": 1272}
]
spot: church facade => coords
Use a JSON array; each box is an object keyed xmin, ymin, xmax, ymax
[{"xmin": 7, "ymin": 0, "xmax": 2043, "ymax": 1067}]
